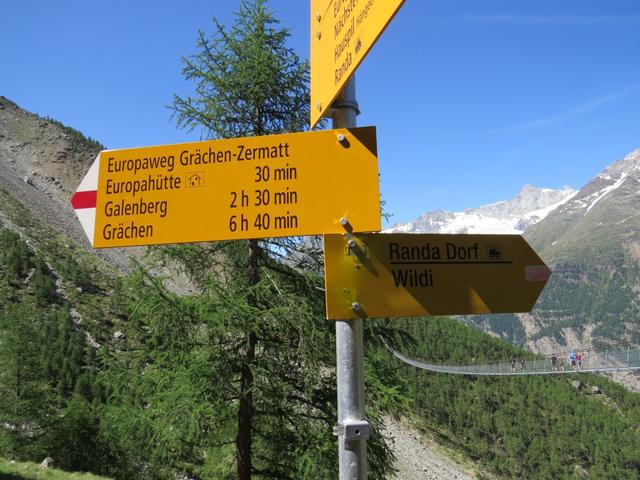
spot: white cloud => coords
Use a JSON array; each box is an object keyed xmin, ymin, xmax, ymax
[
  {"xmin": 458, "ymin": 14, "xmax": 640, "ymax": 25},
  {"xmin": 490, "ymin": 82, "xmax": 640, "ymax": 135}
]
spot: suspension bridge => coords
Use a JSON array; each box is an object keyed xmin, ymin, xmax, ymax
[{"xmin": 386, "ymin": 341, "xmax": 640, "ymax": 376}]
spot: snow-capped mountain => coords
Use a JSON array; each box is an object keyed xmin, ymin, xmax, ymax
[
  {"xmin": 551, "ymin": 148, "xmax": 640, "ymax": 221},
  {"xmin": 526, "ymin": 147, "xmax": 640, "ymax": 257},
  {"xmin": 383, "ymin": 146, "xmax": 640, "ymax": 366},
  {"xmin": 387, "ymin": 184, "xmax": 577, "ymax": 234},
  {"xmin": 489, "ymin": 148, "xmax": 640, "ymax": 356}
]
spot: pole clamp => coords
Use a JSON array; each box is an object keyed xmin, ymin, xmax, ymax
[
  {"xmin": 329, "ymin": 99, "xmax": 361, "ymax": 115},
  {"xmin": 333, "ymin": 420, "xmax": 370, "ymax": 440}
]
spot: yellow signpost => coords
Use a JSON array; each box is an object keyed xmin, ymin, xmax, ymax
[
  {"xmin": 74, "ymin": 127, "xmax": 380, "ymax": 248},
  {"xmin": 310, "ymin": 0, "xmax": 406, "ymax": 127},
  {"xmin": 324, "ymin": 233, "xmax": 551, "ymax": 319},
  {"xmin": 67, "ymin": 3, "xmax": 555, "ymax": 476}
]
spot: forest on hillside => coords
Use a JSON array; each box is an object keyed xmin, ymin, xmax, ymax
[
  {"xmin": 395, "ymin": 317, "xmax": 640, "ymax": 479},
  {"xmin": 2, "ymin": 222, "xmax": 640, "ymax": 479}
]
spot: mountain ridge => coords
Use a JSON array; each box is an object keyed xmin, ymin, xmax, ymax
[
  {"xmin": 527, "ymin": 148, "xmax": 640, "ymax": 259},
  {"xmin": 521, "ymin": 147, "xmax": 640, "ymax": 361},
  {"xmin": 0, "ymin": 95, "xmax": 138, "ymax": 271},
  {"xmin": 388, "ymin": 184, "xmax": 577, "ymax": 235}
]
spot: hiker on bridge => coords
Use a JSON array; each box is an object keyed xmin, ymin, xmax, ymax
[
  {"xmin": 576, "ymin": 351, "xmax": 583, "ymax": 371},
  {"xmin": 558, "ymin": 354, "xmax": 566, "ymax": 371},
  {"xmin": 569, "ymin": 350, "xmax": 577, "ymax": 371}
]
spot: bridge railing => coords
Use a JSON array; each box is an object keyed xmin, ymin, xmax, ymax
[{"xmin": 387, "ymin": 340, "xmax": 640, "ymax": 376}]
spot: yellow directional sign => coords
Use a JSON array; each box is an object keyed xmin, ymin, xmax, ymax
[
  {"xmin": 72, "ymin": 127, "xmax": 380, "ymax": 248},
  {"xmin": 324, "ymin": 233, "xmax": 551, "ymax": 320},
  {"xmin": 310, "ymin": 0, "xmax": 406, "ymax": 127}
]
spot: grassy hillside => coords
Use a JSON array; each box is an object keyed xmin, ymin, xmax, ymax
[{"xmin": 0, "ymin": 458, "xmax": 111, "ymax": 479}]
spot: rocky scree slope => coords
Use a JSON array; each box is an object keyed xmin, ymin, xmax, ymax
[{"xmin": 0, "ymin": 95, "xmax": 133, "ymax": 270}]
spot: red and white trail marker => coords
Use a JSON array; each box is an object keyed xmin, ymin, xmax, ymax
[{"xmin": 70, "ymin": 155, "xmax": 99, "ymax": 245}]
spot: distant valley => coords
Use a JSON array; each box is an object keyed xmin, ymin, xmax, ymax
[{"xmin": 388, "ymin": 148, "xmax": 640, "ymax": 391}]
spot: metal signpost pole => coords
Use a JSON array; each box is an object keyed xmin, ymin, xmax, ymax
[{"xmin": 332, "ymin": 76, "xmax": 369, "ymax": 480}]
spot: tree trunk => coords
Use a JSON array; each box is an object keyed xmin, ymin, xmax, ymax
[
  {"xmin": 237, "ymin": 331, "xmax": 256, "ymax": 480},
  {"xmin": 236, "ymin": 240, "xmax": 260, "ymax": 480}
]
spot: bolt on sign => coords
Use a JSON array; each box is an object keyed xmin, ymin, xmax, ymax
[
  {"xmin": 323, "ymin": 233, "xmax": 551, "ymax": 320},
  {"xmin": 310, "ymin": 0, "xmax": 406, "ymax": 128},
  {"xmin": 70, "ymin": 127, "xmax": 380, "ymax": 248}
]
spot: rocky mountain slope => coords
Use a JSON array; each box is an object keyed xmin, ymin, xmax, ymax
[
  {"xmin": 0, "ymin": 96, "xmax": 133, "ymax": 270},
  {"xmin": 523, "ymin": 148, "xmax": 640, "ymax": 350},
  {"xmin": 453, "ymin": 152, "xmax": 640, "ymax": 392},
  {"xmin": 527, "ymin": 148, "xmax": 640, "ymax": 259},
  {"xmin": 388, "ymin": 144, "xmax": 640, "ymax": 379}
]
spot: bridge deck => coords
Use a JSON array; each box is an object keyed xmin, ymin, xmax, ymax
[{"xmin": 387, "ymin": 342, "xmax": 640, "ymax": 376}]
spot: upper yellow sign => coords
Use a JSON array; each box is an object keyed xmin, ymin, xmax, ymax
[
  {"xmin": 83, "ymin": 128, "xmax": 380, "ymax": 248},
  {"xmin": 310, "ymin": 0, "xmax": 406, "ymax": 127},
  {"xmin": 324, "ymin": 233, "xmax": 551, "ymax": 320}
]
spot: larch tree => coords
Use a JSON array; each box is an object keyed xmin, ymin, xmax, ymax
[
  {"xmin": 101, "ymin": 1, "xmax": 400, "ymax": 479},
  {"xmin": 171, "ymin": 1, "xmax": 316, "ymax": 477}
]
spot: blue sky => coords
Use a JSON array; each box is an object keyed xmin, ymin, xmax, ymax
[{"xmin": 2, "ymin": 0, "xmax": 639, "ymax": 225}]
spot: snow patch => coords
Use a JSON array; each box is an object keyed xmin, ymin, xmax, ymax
[
  {"xmin": 390, "ymin": 222, "xmax": 414, "ymax": 233},
  {"xmin": 522, "ymin": 189, "xmax": 579, "ymax": 221},
  {"xmin": 387, "ymin": 185, "xmax": 577, "ymax": 235},
  {"xmin": 584, "ymin": 174, "xmax": 628, "ymax": 215}
]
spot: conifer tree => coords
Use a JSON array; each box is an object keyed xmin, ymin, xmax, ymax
[
  {"xmin": 0, "ymin": 301, "xmax": 54, "ymax": 460},
  {"xmin": 100, "ymin": 1, "xmax": 398, "ymax": 479},
  {"xmin": 171, "ymin": 2, "xmax": 313, "ymax": 477}
]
